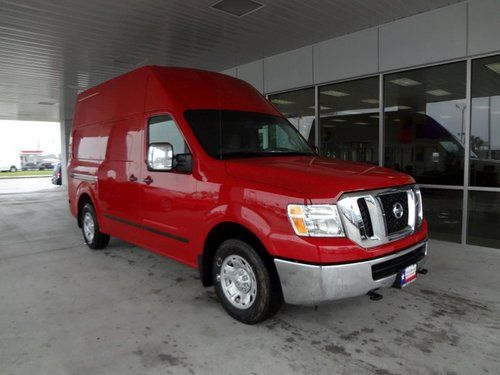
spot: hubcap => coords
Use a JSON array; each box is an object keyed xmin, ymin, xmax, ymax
[
  {"xmin": 83, "ymin": 212, "xmax": 95, "ymax": 243},
  {"xmin": 219, "ymin": 255, "xmax": 257, "ymax": 310}
]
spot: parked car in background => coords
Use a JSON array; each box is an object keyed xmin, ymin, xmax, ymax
[
  {"xmin": 21, "ymin": 162, "xmax": 41, "ymax": 171},
  {"xmin": 39, "ymin": 158, "xmax": 60, "ymax": 170},
  {"xmin": 52, "ymin": 163, "xmax": 62, "ymax": 185}
]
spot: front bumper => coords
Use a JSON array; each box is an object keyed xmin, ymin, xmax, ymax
[{"xmin": 274, "ymin": 240, "xmax": 427, "ymax": 305}]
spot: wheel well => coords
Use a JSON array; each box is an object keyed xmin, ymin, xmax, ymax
[
  {"xmin": 77, "ymin": 193, "xmax": 93, "ymax": 228},
  {"xmin": 200, "ymin": 222, "xmax": 277, "ymax": 287}
]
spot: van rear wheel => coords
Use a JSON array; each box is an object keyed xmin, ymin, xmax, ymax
[
  {"xmin": 9, "ymin": 166, "xmax": 17, "ymax": 172},
  {"xmin": 81, "ymin": 203, "xmax": 110, "ymax": 250},
  {"xmin": 212, "ymin": 239, "xmax": 283, "ymax": 324}
]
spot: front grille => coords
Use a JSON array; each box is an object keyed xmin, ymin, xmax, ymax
[
  {"xmin": 379, "ymin": 192, "xmax": 409, "ymax": 234},
  {"xmin": 371, "ymin": 244, "xmax": 426, "ymax": 280},
  {"xmin": 357, "ymin": 198, "xmax": 374, "ymax": 238},
  {"xmin": 337, "ymin": 185, "xmax": 419, "ymax": 248}
]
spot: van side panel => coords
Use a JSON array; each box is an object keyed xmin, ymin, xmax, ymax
[
  {"xmin": 70, "ymin": 68, "xmax": 150, "ymax": 227},
  {"xmin": 97, "ymin": 116, "xmax": 144, "ymax": 243},
  {"xmin": 68, "ymin": 121, "xmax": 111, "ymax": 226}
]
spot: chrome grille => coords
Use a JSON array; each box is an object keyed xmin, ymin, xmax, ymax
[
  {"xmin": 379, "ymin": 192, "xmax": 409, "ymax": 234},
  {"xmin": 337, "ymin": 185, "xmax": 419, "ymax": 248}
]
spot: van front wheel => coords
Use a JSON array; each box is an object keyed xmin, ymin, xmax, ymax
[
  {"xmin": 213, "ymin": 239, "xmax": 283, "ymax": 324},
  {"xmin": 81, "ymin": 203, "xmax": 110, "ymax": 250}
]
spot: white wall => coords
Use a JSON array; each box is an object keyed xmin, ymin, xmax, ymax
[
  {"xmin": 313, "ymin": 28, "xmax": 378, "ymax": 84},
  {"xmin": 468, "ymin": 0, "xmax": 500, "ymax": 56},
  {"xmin": 223, "ymin": 0, "xmax": 500, "ymax": 94},
  {"xmin": 378, "ymin": 3, "xmax": 467, "ymax": 71},
  {"xmin": 263, "ymin": 46, "xmax": 313, "ymax": 93},
  {"xmin": 237, "ymin": 61, "xmax": 264, "ymax": 93}
]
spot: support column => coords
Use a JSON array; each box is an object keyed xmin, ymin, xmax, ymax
[
  {"xmin": 59, "ymin": 119, "xmax": 72, "ymax": 186},
  {"xmin": 59, "ymin": 87, "xmax": 77, "ymax": 186}
]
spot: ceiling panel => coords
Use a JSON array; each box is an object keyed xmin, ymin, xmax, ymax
[{"xmin": 0, "ymin": 0, "xmax": 464, "ymax": 122}]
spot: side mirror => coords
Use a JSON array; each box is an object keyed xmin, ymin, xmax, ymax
[
  {"xmin": 147, "ymin": 142, "xmax": 173, "ymax": 171},
  {"xmin": 174, "ymin": 153, "xmax": 193, "ymax": 173}
]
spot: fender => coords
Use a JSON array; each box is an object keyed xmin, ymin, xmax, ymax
[
  {"xmin": 75, "ymin": 181, "xmax": 105, "ymax": 229},
  {"xmin": 197, "ymin": 202, "xmax": 275, "ymax": 256}
]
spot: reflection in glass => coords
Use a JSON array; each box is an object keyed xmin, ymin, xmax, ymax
[
  {"xmin": 319, "ymin": 77, "xmax": 379, "ymax": 164},
  {"xmin": 471, "ymin": 55, "xmax": 500, "ymax": 187},
  {"xmin": 421, "ymin": 188, "xmax": 462, "ymax": 243},
  {"xmin": 467, "ymin": 191, "xmax": 500, "ymax": 248},
  {"xmin": 384, "ymin": 62, "xmax": 466, "ymax": 185},
  {"xmin": 184, "ymin": 110, "xmax": 314, "ymax": 159},
  {"xmin": 268, "ymin": 88, "xmax": 316, "ymax": 145}
]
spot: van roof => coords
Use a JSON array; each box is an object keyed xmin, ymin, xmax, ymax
[{"xmin": 73, "ymin": 66, "xmax": 279, "ymax": 127}]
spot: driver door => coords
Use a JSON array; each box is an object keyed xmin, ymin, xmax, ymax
[{"xmin": 138, "ymin": 114, "xmax": 198, "ymax": 264}]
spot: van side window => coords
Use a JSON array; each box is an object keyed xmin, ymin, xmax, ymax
[{"xmin": 148, "ymin": 115, "xmax": 190, "ymax": 157}]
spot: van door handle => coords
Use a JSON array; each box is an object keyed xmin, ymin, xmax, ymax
[
  {"xmin": 142, "ymin": 176, "xmax": 153, "ymax": 185},
  {"xmin": 129, "ymin": 174, "xmax": 138, "ymax": 182}
]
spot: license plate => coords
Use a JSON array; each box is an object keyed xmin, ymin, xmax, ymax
[{"xmin": 399, "ymin": 264, "xmax": 417, "ymax": 288}]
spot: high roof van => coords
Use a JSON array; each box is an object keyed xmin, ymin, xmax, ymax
[{"xmin": 68, "ymin": 66, "xmax": 427, "ymax": 324}]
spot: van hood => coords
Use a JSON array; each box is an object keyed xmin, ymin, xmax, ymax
[{"xmin": 225, "ymin": 156, "xmax": 415, "ymax": 200}]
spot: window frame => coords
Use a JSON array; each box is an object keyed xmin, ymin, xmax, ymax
[{"xmin": 146, "ymin": 113, "xmax": 193, "ymax": 174}]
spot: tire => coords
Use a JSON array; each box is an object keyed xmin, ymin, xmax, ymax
[
  {"xmin": 81, "ymin": 203, "xmax": 110, "ymax": 250},
  {"xmin": 9, "ymin": 166, "xmax": 17, "ymax": 172},
  {"xmin": 212, "ymin": 239, "xmax": 283, "ymax": 324}
]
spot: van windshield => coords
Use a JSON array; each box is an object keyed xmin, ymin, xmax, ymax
[{"xmin": 184, "ymin": 110, "xmax": 315, "ymax": 159}]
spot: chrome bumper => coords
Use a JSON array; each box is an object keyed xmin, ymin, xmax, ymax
[{"xmin": 274, "ymin": 240, "xmax": 428, "ymax": 305}]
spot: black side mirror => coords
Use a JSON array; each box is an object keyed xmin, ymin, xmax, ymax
[{"xmin": 174, "ymin": 153, "xmax": 193, "ymax": 173}]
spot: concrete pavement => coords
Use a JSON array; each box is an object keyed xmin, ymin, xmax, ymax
[{"xmin": 0, "ymin": 188, "xmax": 499, "ymax": 375}]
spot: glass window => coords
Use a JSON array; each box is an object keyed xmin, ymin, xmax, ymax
[
  {"xmin": 148, "ymin": 115, "xmax": 190, "ymax": 157},
  {"xmin": 319, "ymin": 77, "xmax": 379, "ymax": 164},
  {"xmin": 470, "ymin": 54, "xmax": 500, "ymax": 187},
  {"xmin": 384, "ymin": 62, "xmax": 466, "ymax": 185},
  {"xmin": 467, "ymin": 191, "xmax": 500, "ymax": 248},
  {"xmin": 421, "ymin": 188, "xmax": 463, "ymax": 243},
  {"xmin": 184, "ymin": 110, "xmax": 314, "ymax": 159},
  {"xmin": 269, "ymin": 88, "xmax": 316, "ymax": 145}
]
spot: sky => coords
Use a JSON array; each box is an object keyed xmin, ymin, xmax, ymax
[{"xmin": 0, "ymin": 120, "xmax": 61, "ymax": 157}]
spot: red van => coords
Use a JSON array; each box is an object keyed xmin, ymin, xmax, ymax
[{"xmin": 68, "ymin": 66, "xmax": 428, "ymax": 324}]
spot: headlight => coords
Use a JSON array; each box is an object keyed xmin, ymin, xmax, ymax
[
  {"xmin": 287, "ymin": 204, "xmax": 345, "ymax": 237},
  {"xmin": 414, "ymin": 186, "xmax": 423, "ymax": 227}
]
